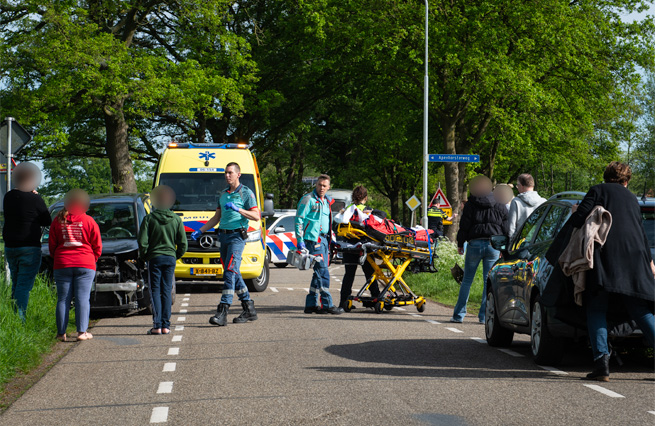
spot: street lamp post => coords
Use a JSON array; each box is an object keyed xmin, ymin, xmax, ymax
[{"xmin": 421, "ymin": 1, "xmax": 429, "ymax": 228}]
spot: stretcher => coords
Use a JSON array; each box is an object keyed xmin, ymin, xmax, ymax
[{"xmin": 336, "ymin": 222, "xmax": 437, "ymax": 313}]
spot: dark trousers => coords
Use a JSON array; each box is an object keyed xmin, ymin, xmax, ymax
[
  {"xmin": 149, "ymin": 255, "xmax": 176, "ymax": 329},
  {"xmin": 340, "ymin": 252, "xmax": 378, "ymax": 307}
]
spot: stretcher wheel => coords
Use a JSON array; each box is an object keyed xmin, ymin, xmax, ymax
[
  {"xmin": 344, "ymin": 299, "xmax": 353, "ymax": 313},
  {"xmin": 384, "ymin": 304, "xmax": 394, "ymax": 311},
  {"xmin": 416, "ymin": 300, "xmax": 426, "ymax": 312},
  {"xmin": 374, "ymin": 301, "xmax": 384, "ymax": 314}
]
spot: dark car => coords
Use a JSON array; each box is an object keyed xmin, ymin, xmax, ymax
[
  {"xmin": 639, "ymin": 197, "xmax": 655, "ymax": 261},
  {"xmin": 41, "ymin": 193, "xmax": 163, "ymax": 313},
  {"xmin": 484, "ymin": 191, "xmax": 652, "ymax": 365}
]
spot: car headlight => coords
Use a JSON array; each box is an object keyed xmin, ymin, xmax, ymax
[{"xmin": 246, "ymin": 229, "xmax": 262, "ymax": 243}]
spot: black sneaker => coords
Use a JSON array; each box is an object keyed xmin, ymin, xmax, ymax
[
  {"xmin": 318, "ymin": 306, "xmax": 344, "ymax": 315},
  {"xmin": 304, "ymin": 306, "xmax": 319, "ymax": 314}
]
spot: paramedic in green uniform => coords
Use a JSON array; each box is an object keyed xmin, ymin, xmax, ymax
[
  {"xmin": 339, "ymin": 185, "xmax": 380, "ymax": 309},
  {"xmin": 295, "ymin": 174, "xmax": 343, "ymax": 314},
  {"xmin": 191, "ymin": 162, "xmax": 261, "ymax": 326}
]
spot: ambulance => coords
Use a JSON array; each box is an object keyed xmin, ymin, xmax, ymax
[{"xmin": 153, "ymin": 143, "xmax": 274, "ymax": 292}]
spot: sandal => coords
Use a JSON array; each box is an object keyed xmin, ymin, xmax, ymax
[
  {"xmin": 161, "ymin": 328, "xmax": 170, "ymax": 335},
  {"xmin": 147, "ymin": 328, "xmax": 162, "ymax": 335},
  {"xmin": 77, "ymin": 332, "xmax": 93, "ymax": 341},
  {"xmin": 56, "ymin": 334, "xmax": 67, "ymax": 342}
]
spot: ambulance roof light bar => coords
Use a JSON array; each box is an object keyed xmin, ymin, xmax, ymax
[{"xmin": 167, "ymin": 142, "xmax": 251, "ymax": 149}]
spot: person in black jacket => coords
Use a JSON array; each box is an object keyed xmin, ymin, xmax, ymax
[
  {"xmin": 450, "ymin": 175, "xmax": 508, "ymax": 324},
  {"xmin": 2, "ymin": 162, "xmax": 52, "ymax": 321},
  {"xmin": 570, "ymin": 161, "xmax": 655, "ymax": 382}
]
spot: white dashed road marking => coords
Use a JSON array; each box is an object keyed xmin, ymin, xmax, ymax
[
  {"xmin": 157, "ymin": 382, "xmax": 174, "ymax": 394},
  {"xmin": 395, "ymin": 307, "xmax": 406, "ymax": 311},
  {"xmin": 411, "ymin": 314, "xmax": 422, "ymax": 318},
  {"xmin": 270, "ymin": 287, "xmax": 279, "ymax": 293},
  {"xmin": 181, "ymin": 303, "xmax": 189, "ymax": 307},
  {"xmin": 583, "ymin": 384, "xmax": 625, "ymax": 398},
  {"xmin": 150, "ymin": 407, "xmax": 169, "ymax": 423},
  {"xmin": 175, "ymin": 325, "xmax": 184, "ymax": 331},
  {"xmin": 538, "ymin": 365, "xmax": 568, "ymax": 375},
  {"xmin": 648, "ymin": 411, "xmax": 655, "ymax": 416},
  {"xmin": 168, "ymin": 347, "xmax": 179, "ymax": 356},
  {"xmin": 445, "ymin": 327, "xmax": 463, "ymax": 333},
  {"xmin": 497, "ymin": 348, "xmax": 524, "ymax": 358},
  {"xmin": 304, "ymin": 288, "xmax": 309, "ymax": 293},
  {"xmin": 184, "ymin": 293, "xmax": 190, "ymax": 296},
  {"xmin": 426, "ymin": 320, "xmax": 441, "ymax": 325},
  {"xmin": 172, "ymin": 335, "xmax": 182, "ymax": 342},
  {"xmin": 163, "ymin": 363, "xmax": 176, "ymax": 372},
  {"xmin": 183, "ymin": 297, "xmax": 189, "ymax": 301},
  {"xmin": 180, "ymin": 309, "xmax": 187, "ymax": 314},
  {"xmin": 286, "ymin": 288, "xmax": 294, "ymax": 291},
  {"xmin": 470, "ymin": 337, "xmax": 486, "ymax": 344},
  {"xmin": 177, "ymin": 317, "xmax": 186, "ymax": 322}
]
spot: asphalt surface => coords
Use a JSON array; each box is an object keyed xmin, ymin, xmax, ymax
[{"xmin": 1, "ymin": 266, "xmax": 654, "ymax": 426}]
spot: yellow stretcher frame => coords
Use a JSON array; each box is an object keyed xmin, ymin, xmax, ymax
[{"xmin": 336, "ymin": 223, "xmax": 429, "ymax": 313}]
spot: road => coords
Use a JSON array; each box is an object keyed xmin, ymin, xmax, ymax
[{"xmin": 1, "ymin": 266, "xmax": 654, "ymax": 426}]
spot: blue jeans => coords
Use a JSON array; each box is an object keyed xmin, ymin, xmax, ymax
[
  {"xmin": 305, "ymin": 238, "xmax": 334, "ymax": 309},
  {"xmin": 5, "ymin": 246, "xmax": 42, "ymax": 321},
  {"xmin": 148, "ymin": 255, "xmax": 176, "ymax": 329},
  {"xmin": 586, "ymin": 290, "xmax": 655, "ymax": 360},
  {"xmin": 54, "ymin": 267, "xmax": 96, "ymax": 335},
  {"xmin": 452, "ymin": 239, "xmax": 499, "ymax": 322},
  {"xmin": 219, "ymin": 232, "xmax": 250, "ymax": 305}
]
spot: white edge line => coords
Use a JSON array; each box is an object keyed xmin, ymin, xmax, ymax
[
  {"xmin": 497, "ymin": 348, "xmax": 524, "ymax": 357},
  {"xmin": 445, "ymin": 327, "xmax": 463, "ymax": 333},
  {"xmin": 157, "ymin": 381, "xmax": 174, "ymax": 394},
  {"xmin": 647, "ymin": 411, "xmax": 655, "ymax": 416},
  {"xmin": 174, "ymin": 325, "xmax": 184, "ymax": 331},
  {"xmin": 184, "ymin": 293, "xmax": 191, "ymax": 296},
  {"xmin": 163, "ymin": 362, "xmax": 176, "ymax": 372},
  {"xmin": 286, "ymin": 288, "xmax": 294, "ymax": 291},
  {"xmin": 538, "ymin": 365, "xmax": 568, "ymax": 375},
  {"xmin": 172, "ymin": 335, "xmax": 182, "ymax": 342},
  {"xmin": 181, "ymin": 303, "xmax": 189, "ymax": 307},
  {"xmin": 150, "ymin": 406, "xmax": 169, "ymax": 423},
  {"xmin": 177, "ymin": 317, "xmax": 186, "ymax": 322},
  {"xmin": 270, "ymin": 287, "xmax": 279, "ymax": 292},
  {"xmin": 426, "ymin": 320, "xmax": 441, "ymax": 324},
  {"xmin": 168, "ymin": 347, "xmax": 179, "ymax": 355},
  {"xmin": 583, "ymin": 384, "xmax": 625, "ymax": 398}
]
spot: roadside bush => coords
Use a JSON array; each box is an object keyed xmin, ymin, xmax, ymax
[
  {"xmin": 0, "ymin": 275, "xmax": 74, "ymax": 389},
  {"xmin": 404, "ymin": 239, "xmax": 485, "ymax": 312}
]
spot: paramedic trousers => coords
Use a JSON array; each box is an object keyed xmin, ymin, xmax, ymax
[
  {"xmin": 219, "ymin": 232, "xmax": 251, "ymax": 306},
  {"xmin": 305, "ymin": 237, "xmax": 334, "ymax": 309},
  {"xmin": 340, "ymin": 252, "xmax": 378, "ymax": 308}
]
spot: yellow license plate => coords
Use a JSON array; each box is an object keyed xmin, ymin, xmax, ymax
[{"xmin": 191, "ymin": 268, "xmax": 220, "ymax": 276}]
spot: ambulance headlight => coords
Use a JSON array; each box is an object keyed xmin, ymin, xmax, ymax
[{"xmin": 246, "ymin": 229, "xmax": 262, "ymax": 243}]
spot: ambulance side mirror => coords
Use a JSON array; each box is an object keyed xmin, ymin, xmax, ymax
[{"xmin": 262, "ymin": 193, "xmax": 275, "ymax": 218}]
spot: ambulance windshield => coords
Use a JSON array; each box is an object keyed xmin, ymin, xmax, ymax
[{"xmin": 158, "ymin": 173, "xmax": 257, "ymax": 212}]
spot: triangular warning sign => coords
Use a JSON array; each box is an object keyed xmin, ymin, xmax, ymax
[{"xmin": 429, "ymin": 187, "xmax": 452, "ymax": 209}]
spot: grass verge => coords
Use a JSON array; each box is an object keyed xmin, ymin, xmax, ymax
[
  {"xmin": 404, "ymin": 240, "xmax": 486, "ymax": 315},
  {"xmin": 0, "ymin": 274, "xmax": 75, "ymax": 393}
]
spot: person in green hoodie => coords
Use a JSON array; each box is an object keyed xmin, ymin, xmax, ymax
[{"xmin": 138, "ymin": 185, "xmax": 188, "ymax": 335}]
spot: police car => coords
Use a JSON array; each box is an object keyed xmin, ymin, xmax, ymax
[{"xmin": 265, "ymin": 210, "xmax": 298, "ymax": 267}]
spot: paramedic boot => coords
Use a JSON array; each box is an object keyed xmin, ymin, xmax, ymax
[
  {"xmin": 209, "ymin": 303, "xmax": 229, "ymax": 326},
  {"xmin": 233, "ymin": 300, "xmax": 258, "ymax": 324},
  {"xmin": 585, "ymin": 354, "xmax": 610, "ymax": 382}
]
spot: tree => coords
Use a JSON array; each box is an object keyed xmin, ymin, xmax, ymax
[{"xmin": 0, "ymin": 0, "xmax": 254, "ymax": 192}]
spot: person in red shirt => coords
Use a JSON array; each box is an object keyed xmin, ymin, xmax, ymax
[{"xmin": 48, "ymin": 189, "xmax": 102, "ymax": 342}]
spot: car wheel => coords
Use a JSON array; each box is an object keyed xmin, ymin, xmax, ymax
[
  {"xmin": 485, "ymin": 290, "xmax": 514, "ymax": 347},
  {"xmin": 531, "ymin": 295, "xmax": 565, "ymax": 365},
  {"xmin": 245, "ymin": 251, "xmax": 270, "ymax": 292},
  {"xmin": 274, "ymin": 263, "xmax": 288, "ymax": 268}
]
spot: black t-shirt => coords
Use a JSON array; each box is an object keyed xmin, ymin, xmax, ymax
[{"xmin": 3, "ymin": 190, "xmax": 52, "ymax": 248}]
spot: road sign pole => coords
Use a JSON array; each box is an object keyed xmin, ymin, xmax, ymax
[
  {"xmin": 422, "ymin": 0, "xmax": 429, "ymax": 229},
  {"xmin": 4, "ymin": 117, "xmax": 12, "ymax": 285}
]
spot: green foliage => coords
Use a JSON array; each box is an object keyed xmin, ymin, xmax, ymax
[{"xmin": 0, "ymin": 275, "xmax": 75, "ymax": 391}]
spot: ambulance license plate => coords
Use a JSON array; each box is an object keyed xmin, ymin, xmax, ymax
[{"xmin": 191, "ymin": 268, "xmax": 220, "ymax": 276}]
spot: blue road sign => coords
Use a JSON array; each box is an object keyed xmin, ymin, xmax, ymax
[{"xmin": 428, "ymin": 154, "xmax": 480, "ymax": 163}]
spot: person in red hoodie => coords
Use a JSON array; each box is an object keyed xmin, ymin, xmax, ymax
[{"xmin": 48, "ymin": 189, "xmax": 102, "ymax": 342}]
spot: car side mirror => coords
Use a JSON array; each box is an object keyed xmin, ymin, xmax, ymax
[
  {"xmin": 262, "ymin": 193, "xmax": 275, "ymax": 218},
  {"xmin": 274, "ymin": 226, "xmax": 285, "ymax": 234},
  {"xmin": 490, "ymin": 235, "xmax": 509, "ymax": 252}
]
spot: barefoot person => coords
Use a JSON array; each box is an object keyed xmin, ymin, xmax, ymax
[
  {"xmin": 48, "ymin": 189, "xmax": 102, "ymax": 341},
  {"xmin": 138, "ymin": 185, "xmax": 187, "ymax": 335}
]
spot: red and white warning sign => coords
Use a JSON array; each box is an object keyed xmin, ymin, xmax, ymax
[{"xmin": 429, "ymin": 187, "xmax": 452, "ymax": 209}]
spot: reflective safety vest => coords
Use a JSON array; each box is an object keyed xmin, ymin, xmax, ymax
[{"xmin": 346, "ymin": 203, "xmax": 368, "ymax": 211}]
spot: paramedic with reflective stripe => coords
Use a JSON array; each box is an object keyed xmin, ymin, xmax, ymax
[
  {"xmin": 295, "ymin": 174, "xmax": 343, "ymax": 315},
  {"xmin": 191, "ymin": 162, "xmax": 260, "ymax": 326}
]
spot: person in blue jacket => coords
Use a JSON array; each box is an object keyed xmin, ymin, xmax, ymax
[{"xmin": 295, "ymin": 174, "xmax": 343, "ymax": 315}]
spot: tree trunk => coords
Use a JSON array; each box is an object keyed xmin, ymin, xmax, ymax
[
  {"xmin": 104, "ymin": 101, "xmax": 137, "ymax": 193},
  {"xmin": 442, "ymin": 120, "xmax": 460, "ymax": 241}
]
